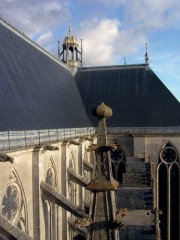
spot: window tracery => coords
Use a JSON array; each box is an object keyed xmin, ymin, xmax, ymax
[
  {"xmin": 157, "ymin": 142, "xmax": 180, "ymax": 240},
  {"xmin": 2, "ymin": 169, "xmax": 28, "ymax": 232}
]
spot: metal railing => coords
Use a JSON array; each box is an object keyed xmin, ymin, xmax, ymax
[
  {"xmin": 0, "ymin": 128, "xmax": 96, "ymax": 151},
  {"xmin": 107, "ymin": 126, "xmax": 180, "ymax": 134},
  {"xmin": 1, "ymin": 126, "xmax": 179, "ymax": 151}
]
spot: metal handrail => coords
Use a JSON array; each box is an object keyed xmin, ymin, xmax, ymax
[{"xmin": 1, "ymin": 126, "xmax": 179, "ymax": 151}]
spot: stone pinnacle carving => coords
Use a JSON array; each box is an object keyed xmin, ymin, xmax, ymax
[{"xmin": 86, "ymin": 102, "xmax": 120, "ymax": 240}]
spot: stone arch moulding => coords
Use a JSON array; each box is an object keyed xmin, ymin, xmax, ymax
[
  {"xmin": 69, "ymin": 150, "xmax": 75, "ymax": 171},
  {"xmin": 44, "ymin": 156, "xmax": 59, "ymax": 240},
  {"xmin": 45, "ymin": 156, "xmax": 58, "ymax": 190},
  {"xmin": 1, "ymin": 167, "xmax": 28, "ymax": 233},
  {"xmin": 157, "ymin": 140, "xmax": 179, "ymax": 156},
  {"xmin": 83, "ymin": 146, "xmax": 88, "ymax": 162},
  {"xmin": 156, "ymin": 140, "xmax": 180, "ymax": 167}
]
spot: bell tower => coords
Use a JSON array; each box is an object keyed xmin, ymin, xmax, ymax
[{"xmin": 58, "ymin": 22, "xmax": 83, "ymax": 74}]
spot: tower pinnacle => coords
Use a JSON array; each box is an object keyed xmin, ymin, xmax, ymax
[
  {"xmin": 86, "ymin": 103, "xmax": 120, "ymax": 240},
  {"xmin": 58, "ymin": 22, "xmax": 83, "ymax": 74}
]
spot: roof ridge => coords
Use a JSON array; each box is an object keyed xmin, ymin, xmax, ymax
[
  {"xmin": 0, "ymin": 17, "xmax": 71, "ymax": 72},
  {"xmin": 78, "ymin": 64, "xmax": 150, "ymax": 71}
]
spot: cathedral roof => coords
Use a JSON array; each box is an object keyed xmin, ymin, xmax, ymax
[
  {"xmin": 0, "ymin": 19, "xmax": 92, "ymax": 130},
  {"xmin": 1, "ymin": 18, "xmax": 180, "ymax": 130},
  {"xmin": 75, "ymin": 64, "xmax": 180, "ymax": 127}
]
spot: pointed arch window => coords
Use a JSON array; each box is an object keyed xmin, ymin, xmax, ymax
[{"xmin": 157, "ymin": 142, "xmax": 180, "ymax": 240}]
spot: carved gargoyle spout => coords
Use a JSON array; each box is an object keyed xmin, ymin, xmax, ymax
[{"xmin": 0, "ymin": 154, "xmax": 14, "ymax": 163}]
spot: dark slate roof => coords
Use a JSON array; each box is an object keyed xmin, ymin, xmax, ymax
[
  {"xmin": 75, "ymin": 65, "xmax": 180, "ymax": 127},
  {"xmin": 0, "ymin": 19, "xmax": 92, "ymax": 130}
]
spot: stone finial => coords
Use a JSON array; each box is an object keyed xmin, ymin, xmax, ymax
[{"xmin": 96, "ymin": 102, "xmax": 112, "ymax": 119}]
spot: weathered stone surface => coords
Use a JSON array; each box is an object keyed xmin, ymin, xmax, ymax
[
  {"xmin": 67, "ymin": 167, "xmax": 90, "ymax": 187},
  {"xmin": 68, "ymin": 217, "xmax": 88, "ymax": 237},
  {"xmin": 83, "ymin": 159, "xmax": 93, "ymax": 172},
  {"xmin": 0, "ymin": 214, "xmax": 33, "ymax": 240},
  {"xmin": 86, "ymin": 176, "xmax": 119, "ymax": 191},
  {"xmin": 40, "ymin": 181, "xmax": 87, "ymax": 218}
]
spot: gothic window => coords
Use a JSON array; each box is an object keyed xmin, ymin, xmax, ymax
[
  {"xmin": 157, "ymin": 143, "xmax": 180, "ymax": 240},
  {"xmin": 2, "ymin": 169, "xmax": 28, "ymax": 233},
  {"xmin": 44, "ymin": 157, "xmax": 58, "ymax": 240},
  {"xmin": 110, "ymin": 144, "xmax": 126, "ymax": 184}
]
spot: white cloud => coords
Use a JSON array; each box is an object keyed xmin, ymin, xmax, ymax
[
  {"xmin": 78, "ymin": 18, "xmax": 119, "ymax": 66},
  {"xmin": 36, "ymin": 31, "xmax": 53, "ymax": 46},
  {"xmin": 0, "ymin": 0, "xmax": 69, "ymax": 37},
  {"xmin": 78, "ymin": 18, "xmax": 147, "ymax": 66},
  {"xmin": 1, "ymin": 0, "xmax": 180, "ymax": 69},
  {"xmin": 90, "ymin": 0, "xmax": 126, "ymax": 5},
  {"xmin": 122, "ymin": 0, "xmax": 180, "ymax": 31}
]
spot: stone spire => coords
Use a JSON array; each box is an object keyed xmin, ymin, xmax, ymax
[{"xmin": 86, "ymin": 102, "xmax": 121, "ymax": 240}]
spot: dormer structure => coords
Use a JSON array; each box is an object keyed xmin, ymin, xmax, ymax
[{"xmin": 58, "ymin": 23, "xmax": 82, "ymax": 74}]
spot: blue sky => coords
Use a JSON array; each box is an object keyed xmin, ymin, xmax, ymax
[{"xmin": 1, "ymin": 0, "xmax": 180, "ymax": 101}]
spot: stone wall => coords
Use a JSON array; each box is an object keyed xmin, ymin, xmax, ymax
[
  {"xmin": 0, "ymin": 132, "xmax": 179, "ymax": 239},
  {"xmin": 0, "ymin": 136, "xmax": 96, "ymax": 240}
]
